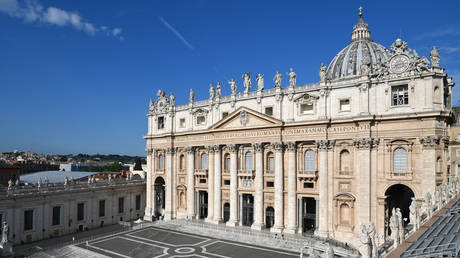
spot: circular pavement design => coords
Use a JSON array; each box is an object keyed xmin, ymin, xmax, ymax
[{"xmin": 174, "ymin": 247, "xmax": 196, "ymax": 254}]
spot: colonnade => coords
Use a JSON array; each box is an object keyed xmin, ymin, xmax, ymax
[{"xmin": 147, "ymin": 141, "xmax": 335, "ymax": 234}]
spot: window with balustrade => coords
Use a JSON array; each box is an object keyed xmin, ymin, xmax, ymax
[
  {"xmin": 201, "ymin": 153, "xmax": 208, "ymax": 170},
  {"xmin": 158, "ymin": 154, "xmax": 164, "ymax": 170},
  {"xmin": 266, "ymin": 152, "xmax": 274, "ymax": 172},
  {"xmin": 224, "ymin": 153, "xmax": 230, "ymax": 172},
  {"xmin": 339, "ymin": 150, "xmax": 351, "ymax": 175}
]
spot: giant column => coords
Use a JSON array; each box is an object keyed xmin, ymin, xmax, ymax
[
  {"xmin": 213, "ymin": 145, "xmax": 223, "ymax": 223},
  {"xmin": 285, "ymin": 142, "xmax": 297, "ymax": 233},
  {"xmin": 164, "ymin": 147, "xmax": 175, "ymax": 221},
  {"xmin": 226, "ymin": 144, "xmax": 239, "ymax": 226},
  {"xmin": 420, "ymin": 136, "xmax": 438, "ymax": 195},
  {"xmin": 354, "ymin": 138, "xmax": 378, "ymax": 226},
  {"xmin": 272, "ymin": 142, "xmax": 284, "ymax": 232},
  {"xmin": 316, "ymin": 140, "xmax": 330, "ymax": 237},
  {"xmin": 206, "ymin": 146, "xmax": 215, "ymax": 222},
  {"xmin": 252, "ymin": 143, "xmax": 265, "ymax": 230},
  {"xmin": 144, "ymin": 148, "xmax": 153, "ymax": 221},
  {"xmin": 186, "ymin": 147, "xmax": 196, "ymax": 219}
]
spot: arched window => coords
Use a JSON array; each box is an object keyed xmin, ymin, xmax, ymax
[
  {"xmin": 179, "ymin": 155, "xmax": 185, "ymax": 170},
  {"xmin": 304, "ymin": 149, "xmax": 315, "ymax": 171},
  {"xmin": 245, "ymin": 151, "xmax": 253, "ymax": 171},
  {"xmin": 340, "ymin": 204, "xmax": 351, "ymax": 225},
  {"xmin": 267, "ymin": 152, "xmax": 274, "ymax": 172},
  {"xmin": 436, "ymin": 157, "xmax": 441, "ymax": 173},
  {"xmin": 224, "ymin": 153, "xmax": 230, "ymax": 171},
  {"xmin": 393, "ymin": 147, "xmax": 407, "ymax": 173},
  {"xmin": 158, "ymin": 154, "xmax": 164, "ymax": 170},
  {"xmin": 339, "ymin": 150, "xmax": 351, "ymax": 175},
  {"xmin": 201, "ymin": 153, "xmax": 208, "ymax": 170}
]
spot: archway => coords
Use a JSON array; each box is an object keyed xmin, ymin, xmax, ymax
[
  {"xmin": 154, "ymin": 177, "xmax": 165, "ymax": 218},
  {"xmin": 385, "ymin": 184, "xmax": 414, "ymax": 235}
]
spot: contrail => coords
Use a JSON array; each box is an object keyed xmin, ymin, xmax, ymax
[{"xmin": 158, "ymin": 16, "xmax": 195, "ymax": 51}]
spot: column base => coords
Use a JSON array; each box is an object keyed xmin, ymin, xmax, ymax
[
  {"xmin": 251, "ymin": 223, "xmax": 265, "ymax": 231},
  {"xmin": 270, "ymin": 226, "xmax": 284, "ymax": 233},
  {"xmin": 210, "ymin": 218, "xmax": 224, "ymax": 225},
  {"xmin": 284, "ymin": 227, "xmax": 297, "ymax": 234},
  {"xmin": 314, "ymin": 230, "xmax": 329, "ymax": 238},
  {"xmin": 226, "ymin": 220, "xmax": 238, "ymax": 227},
  {"xmin": 164, "ymin": 212, "xmax": 173, "ymax": 221},
  {"xmin": 204, "ymin": 217, "xmax": 214, "ymax": 223}
]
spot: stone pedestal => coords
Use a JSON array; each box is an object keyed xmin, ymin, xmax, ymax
[{"xmin": 0, "ymin": 242, "xmax": 13, "ymax": 258}]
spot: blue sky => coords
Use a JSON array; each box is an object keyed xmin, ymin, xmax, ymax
[{"xmin": 1, "ymin": 0, "xmax": 460, "ymax": 156}]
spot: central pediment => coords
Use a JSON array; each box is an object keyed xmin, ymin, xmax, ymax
[{"xmin": 210, "ymin": 106, "xmax": 282, "ymax": 131}]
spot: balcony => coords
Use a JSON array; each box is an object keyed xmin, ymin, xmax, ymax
[
  {"xmin": 238, "ymin": 170, "xmax": 255, "ymax": 178},
  {"xmin": 194, "ymin": 169, "xmax": 208, "ymax": 177},
  {"xmin": 297, "ymin": 170, "xmax": 318, "ymax": 180},
  {"xmin": 386, "ymin": 171, "xmax": 413, "ymax": 180}
]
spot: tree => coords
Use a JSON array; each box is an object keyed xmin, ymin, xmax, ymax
[{"xmin": 134, "ymin": 158, "xmax": 142, "ymax": 171}]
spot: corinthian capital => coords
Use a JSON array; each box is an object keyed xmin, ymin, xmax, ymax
[
  {"xmin": 419, "ymin": 136, "xmax": 440, "ymax": 148},
  {"xmin": 271, "ymin": 142, "xmax": 284, "ymax": 151},
  {"xmin": 146, "ymin": 148, "xmax": 153, "ymax": 155},
  {"xmin": 353, "ymin": 137, "xmax": 379, "ymax": 149},
  {"xmin": 285, "ymin": 142, "xmax": 296, "ymax": 152},
  {"xmin": 206, "ymin": 145, "xmax": 215, "ymax": 154},
  {"xmin": 227, "ymin": 144, "xmax": 238, "ymax": 153},
  {"xmin": 184, "ymin": 146, "xmax": 195, "ymax": 154},
  {"xmin": 166, "ymin": 147, "xmax": 176, "ymax": 154},
  {"xmin": 253, "ymin": 143, "xmax": 264, "ymax": 153},
  {"xmin": 212, "ymin": 145, "xmax": 221, "ymax": 153},
  {"xmin": 316, "ymin": 140, "xmax": 335, "ymax": 151}
]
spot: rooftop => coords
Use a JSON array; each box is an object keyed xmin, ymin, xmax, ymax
[{"xmin": 20, "ymin": 170, "xmax": 100, "ymax": 184}]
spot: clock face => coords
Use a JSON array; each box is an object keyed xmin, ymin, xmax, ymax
[{"xmin": 390, "ymin": 55, "xmax": 409, "ymax": 73}]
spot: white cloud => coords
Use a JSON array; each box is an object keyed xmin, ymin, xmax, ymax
[
  {"xmin": 416, "ymin": 27, "xmax": 460, "ymax": 41},
  {"xmin": 0, "ymin": 0, "xmax": 122, "ymax": 39},
  {"xmin": 159, "ymin": 16, "xmax": 195, "ymax": 51}
]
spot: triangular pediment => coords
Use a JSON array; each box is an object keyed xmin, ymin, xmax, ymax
[{"xmin": 210, "ymin": 106, "xmax": 282, "ymax": 130}]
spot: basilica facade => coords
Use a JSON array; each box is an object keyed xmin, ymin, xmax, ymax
[{"xmin": 143, "ymin": 11, "xmax": 455, "ymax": 247}]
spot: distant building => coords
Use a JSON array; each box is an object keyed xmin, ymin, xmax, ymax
[
  {"xmin": 0, "ymin": 176, "xmax": 145, "ymax": 244},
  {"xmin": 0, "ymin": 163, "xmax": 20, "ymax": 186}
]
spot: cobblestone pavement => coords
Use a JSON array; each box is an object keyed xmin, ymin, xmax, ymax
[{"xmin": 76, "ymin": 225, "xmax": 299, "ymax": 258}]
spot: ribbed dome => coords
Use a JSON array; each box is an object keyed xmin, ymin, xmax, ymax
[{"xmin": 325, "ymin": 10, "xmax": 390, "ymax": 80}]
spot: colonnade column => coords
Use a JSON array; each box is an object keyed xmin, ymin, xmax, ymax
[
  {"xmin": 206, "ymin": 146, "xmax": 215, "ymax": 223},
  {"xmin": 186, "ymin": 147, "xmax": 195, "ymax": 219},
  {"xmin": 164, "ymin": 147, "xmax": 175, "ymax": 221},
  {"xmin": 285, "ymin": 142, "xmax": 297, "ymax": 233},
  {"xmin": 252, "ymin": 143, "xmax": 264, "ymax": 230},
  {"xmin": 213, "ymin": 145, "xmax": 223, "ymax": 224},
  {"xmin": 226, "ymin": 144, "xmax": 239, "ymax": 226},
  {"xmin": 144, "ymin": 148, "xmax": 153, "ymax": 221},
  {"xmin": 272, "ymin": 142, "xmax": 284, "ymax": 232},
  {"xmin": 315, "ymin": 140, "xmax": 330, "ymax": 237}
]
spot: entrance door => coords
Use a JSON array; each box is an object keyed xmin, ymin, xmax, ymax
[
  {"xmin": 198, "ymin": 191, "xmax": 208, "ymax": 219},
  {"xmin": 223, "ymin": 203, "xmax": 230, "ymax": 222},
  {"xmin": 154, "ymin": 177, "xmax": 165, "ymax": 218},
  {"xmin": 301, "ymin": 197, "xmax": 316, "ymax": 233},
  {"xmin": 242, "ymin": 194, "xmax": 254, "ymax": 226},
  {"xmin": 266, "ymin": 207, "xmax": 274, "ymax": 229}
]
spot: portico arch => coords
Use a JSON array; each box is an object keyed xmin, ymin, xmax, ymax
[
  {"xmin": 384, "ymin": 184, "xmax": 415, "ymax": 235},
  {"xmin": 154, "ymin": 176, "xmax": 166, "ymax": 217}
]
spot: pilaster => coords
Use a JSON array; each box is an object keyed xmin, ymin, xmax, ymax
[
  {"xmin": 252, "ymin": 143, "xmax": 265, "ymax": 230},
  {"xmin": 271, "ymin": 142, "xmax": 284, "ymax": 233},
  {"xmin": 285, "ymin": 142, "xmax": 297, "ymax": 234},
  {"xmin": 315, "ymin": 139, "xmax": 334, "ymax": 237},
  {"xmin": 226, "ymin": 144, "xmax": 239, "ymax": 227},
  {"xmin": 186, "ymin": 146, "xmax": 195, "ymax": 219}
]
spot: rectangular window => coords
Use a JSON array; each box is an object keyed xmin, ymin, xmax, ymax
[
  {"xmin": 300, "ymin": 103, "xmax": 313, "ymax": 114},
  {"xmin": 52, "ymin": 206, "xmax": 61, "ymax": 226},
  {"xmin": 265, "ymin": 107, "xmax": 273, "ymax": 116},
  {"xmin": 136, "ymin": 195, "xmax": 141, "ymax": 210},
  {"xmin": 179, "ymin": 118, "xmax": 186, "ymax": 128},
  {"xmin": 77, "ymin": 203, "xmax": 84, "ymax": 221},
  {"xmin": 199, "ymin": 179, "xmax": 206, "ymax": 184},
  {"xmin": 392, "ymin": 85, "xmax": 409, "ymax": 106},
  {"xmin": 303, "ymin": 182, "xmax": 314, "ymax": 189},
  {"xmin": 24, "ymin": 210, "xmax": 33, "ymax": 231},
  {"xmin": 340, "ymin": 99, "xmax": 351, "ymax": 111},
  {"xmin": 222, "ymin": 112, "xmax": 229, "ymax": 119},
  {"xmin": 158, "ymin": 116, "xmax": 165, "ymax": 129},
  {"xmin": 224, "ymin": 179, "xmax": 230, "ymax": 185},
  {"xmin": 266, "ymin": 181, "xmax": 274, "ymax": 187},
  {"xmin": 118, "ymin": 197, "xmax": 124, "ymax": 213},
  {"xmin": 225, "ymin": 157, "xmax": 230, "ymax": 172},
  {"xmin": 197, "ymin": 116, "xmax": 206, "ymax": 125},
  {"xmin": 99, "ymin": 200, "xmax": 106, "ymax": 217}
]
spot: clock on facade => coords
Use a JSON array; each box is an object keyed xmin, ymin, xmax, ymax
[{"xmin": 390, "ymin": 55, "xmax": 410, "ymax": 73}]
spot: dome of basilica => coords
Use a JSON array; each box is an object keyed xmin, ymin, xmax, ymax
[{"xmin": 325, "ymin": 10, "xmax": 390, "ymax": 81}]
